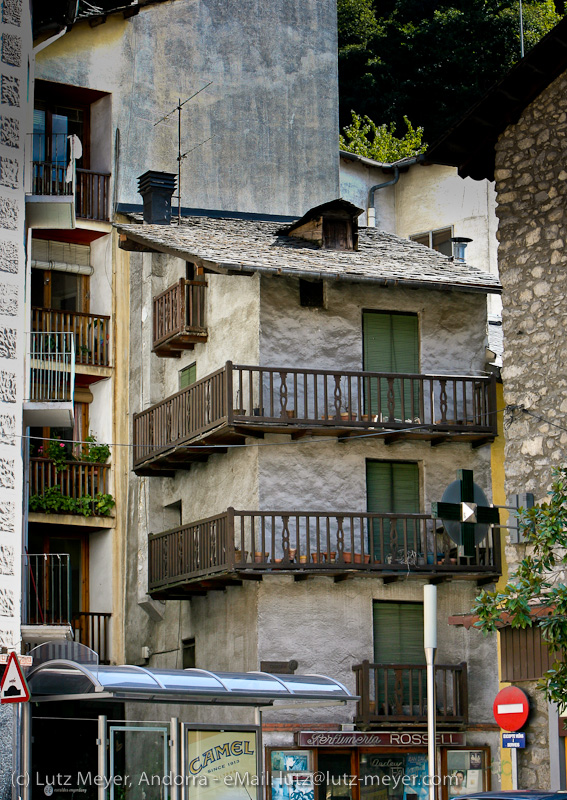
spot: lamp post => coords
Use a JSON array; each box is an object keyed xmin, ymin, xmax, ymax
[{"xmin": 424, "ymin": 585, "xmax": 437, "ymax": 800}]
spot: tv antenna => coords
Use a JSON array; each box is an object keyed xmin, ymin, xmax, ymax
[{"xmin": 154, "ymin": 81, "xmax": 213, "ymax": 223}]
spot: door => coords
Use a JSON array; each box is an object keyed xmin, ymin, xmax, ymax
[
  {"xmin": 363, "ymin": 311, "xmax": 419, "ymax": 421},
  {"xmin": 373, "ymin": 601, "xmax": 425, "ymax": 717},
  {"xmin": 366, "ymin": 460, "xmax": 420, "ymax": 562}
]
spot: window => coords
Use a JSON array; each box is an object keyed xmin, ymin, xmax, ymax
[
  {"xmin": 373, "ymin": 601, "xmax": 424, "ymax": 663},
  {"xmin": 367, "ymin": 460, "xmax": 420, "ymax": 561},
  {"xmin": 179, "ymin": 363, "xmax": 196, "ymax": 389},
  {"xmin": 182, "ymin": 637, "xmax": 196, "ymax": 669},
  {"xmin": 363, "ymin": 311, "xmax": 419, "ymax": 420},
  {"xmin": 299, "ymin": 279, "xmax": 324, "ymax": 308},
  {"xmin": 410, "ymin": 227, "xmax": 453, "ymax": 257}
]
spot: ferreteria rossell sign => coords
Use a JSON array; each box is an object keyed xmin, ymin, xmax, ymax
[{"xmin": 297, "ymin": 732, "xmax": 465, "ymax": 747}]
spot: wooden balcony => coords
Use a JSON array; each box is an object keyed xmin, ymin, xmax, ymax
[
  {"xmin": 29, "ymin": 458, "xmax": 111, "ymax": 517},
  {"xmin": 152, "ymin": 279, "xmax": 207, "ymax": 356},
  {"xmin": 76, "ymin": 168, "xmax": 111, "ymax": 222},
  {"xmin": 32, "ymin": 308, "xmax": 111, "ymax": 367},
  {"xmin": 353, "ymin": 661, "xmax": 468, "ymax": 728},
  {"xmin": 133, "ymin": 362, "xmax": 497, "ymax": 475},
  {"xmin": 148, "ymin": 509, "xmax": 501, "ymax": 597}
]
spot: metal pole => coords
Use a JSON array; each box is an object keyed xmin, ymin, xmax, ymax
[
  {"xmin": 97, "ymin": 715, "xmax": 107, "ymax": 800},
  {"xmin": 255, "ymin": 708, "xmax": 263, "ymax": 791},
  {"xmin": 511, "ymin": 747, "xmax": 518, "ymax": 790},
  {"xmin": 171, "ymin": 717, "xmax": 179, "ymax": 800},
  {"xmin": 424, "ymin": 585, "xmax": 437, "ymax": 800},
  {"xmin": 178, "ymin": 99, "xmax": 181, "ymax": 224},
  {"xmin": 20, "ymin": 703, "xmax": 31, "ymax": 800},
  {"xmin": 519, "ymin": 0, "xmax": 524, "ymax": 58}
]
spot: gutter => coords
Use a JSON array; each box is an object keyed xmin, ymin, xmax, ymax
[{"xmin": 367, "ymin": 154, "xmax": 425, "ymax": 227}]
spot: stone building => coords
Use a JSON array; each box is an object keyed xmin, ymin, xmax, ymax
[{"xmin": 427, "ymin": 14, "xmax": 567, "ymax": 790}]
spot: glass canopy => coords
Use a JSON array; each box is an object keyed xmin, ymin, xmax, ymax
[{"xmin": 26, "ymin": 660, "xmax": 355, "ymax": 706}]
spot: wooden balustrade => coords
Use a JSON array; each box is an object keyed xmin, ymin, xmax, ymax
[
  {"xmin": 353, "ymin": 661, "xmax": 468, "ymax": 726},
  {"xmin": 152, "ymin": 279, "xmax": 208, "ymax": 355},
  {"xmin": 29, "ymin": 458, "xmax": 110, "ymax": 515},
  {"xmin": 134, "ymin": 362, "xmax": 497, "ymax": 471},
  {"xmin": 148, "ymin": 509, "xmax": 500, "ymax": 594},
  {"xmin": 75, "ymin": 168, "xmax": 110, "ymax": 221},
  {"xmin": 32, "ymin": 308, "xmax": 110, "ymax": 367},
  {"xmin": 133, "ymin": 366, "xmax": 227, "ymax": 466},
  {"xmin": 72, "ymin": 611, "xmax": 111, "ymax": 664}
]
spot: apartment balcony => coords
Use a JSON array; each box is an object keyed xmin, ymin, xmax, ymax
[
  {"xmin": 148, "ymin": 509, "xmax": 501, "ymax": 597},
  {"xmin": 24, "ymin": 331, "xmax": 75, "ymax": 428},
  {"xmin": 22, "ymin": 553, "xmax": 111, "ymax": 663},
  {"xmin": 26, "ymin": 134, "xmax": 110, "ymax": 227},
  {"xmin": 353, "ymin": 660, "xmax": 468, "ymax": 728},
  {"xmin": 153, "ymin": 279, "xmax": 208, "ymax": 356},
  {"xmin": 32, "ymin": 307, "xmax": 111, "ymax": 378},
  {"xmin": 133, "ymin": 362, "xmax": 497, "ymax": 475},
  {"xmin": 28, "ymin": 457, "xmax": 113, "ymax": 524}
]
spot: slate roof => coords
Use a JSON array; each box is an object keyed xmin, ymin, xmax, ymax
[{"xmin": 116, "ymin": 215, "xmax": 502, "ymax": 294}]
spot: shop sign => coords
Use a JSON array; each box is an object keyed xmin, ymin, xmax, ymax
[
  {"xmin": 185, "ymin": 729, "xmax": 258, "ymax": 800},
  {"xmin": 296, "ymin": 731, "xmax": 465, "ymax": 747}
]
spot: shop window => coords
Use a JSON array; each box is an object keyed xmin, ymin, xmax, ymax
[
  {"xmin": 300, "ymin": 279, "xmax": 324, "ymax": 308},
  {"xmin": 179, "ymin": 363, "xmax": 197, "ymax": 389},
  {"xmin": 442, "ymin": 748, "xmax": 490, "ymax": 799},
  {"xmin": 271, "ymin": 750, "xmax": 315, "ymax": 800},
  {"xmin": 410, "ymin": 227, "xmax": 453, "ymax": 257}
]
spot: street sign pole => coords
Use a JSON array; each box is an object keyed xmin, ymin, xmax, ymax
[
  {"xmin": 424, "ymin": 585, "xmax": 437, "ymax": 800},
  {"xmin": 511, "ymin": 748, "xmax": 518, "ymax": 790}
]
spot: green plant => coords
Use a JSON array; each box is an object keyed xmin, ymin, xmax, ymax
[
  {"xmin": 340, "ymin": 111, "xmax": 427, "ymax": 163},
  {"xmin": 28, "ymin": 486, "xmax": 115, "ymax": 517},
  {"xmin": 473, "ymin": 466, "xmax": 567, "ymax": 711},
  {"xmin": 82, "ymin": 434, "xmax": 111, "ymax": 464},
  {"xmin": 43, "ymin": 438, "xmax": 73, "ymax": 473}
]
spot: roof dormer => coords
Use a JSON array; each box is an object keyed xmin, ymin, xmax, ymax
[{"xmin": 284, "ymin": 198, "xmax": 363, "ymax": 251}]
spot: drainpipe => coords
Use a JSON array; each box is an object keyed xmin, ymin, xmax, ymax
[{"xmin": 367, "ymin": 154, "xmax": 424, "ymax": 228}]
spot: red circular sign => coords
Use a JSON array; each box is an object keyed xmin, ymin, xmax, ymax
[{"xmin": 493, "ymin": 686, "xmax": 529, "ymax": 731}]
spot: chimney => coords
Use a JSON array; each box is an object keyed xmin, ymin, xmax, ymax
[
  {"xmin": 451, "ymin": 236, "xmax": 472, "ymax": 263},
  {"xmin": 137, "ymin": 170, "xmax": 177, "ymax": 225}
]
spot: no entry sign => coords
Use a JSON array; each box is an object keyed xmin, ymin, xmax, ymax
[{"xmin": 493, "ymin": 686, "xmax": 529, "ymax": 731}]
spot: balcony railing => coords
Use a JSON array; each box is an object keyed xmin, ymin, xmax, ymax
[
  {"xmin": 23, "ymin": 553, "xmax": 71, "ymax": 626},
  {"xmin": 76, "ymin": 168, "xmax": 110, "ymax": 221},
  {"xmin": 148, "ymin": 509, "xmax": 500, "ymax": 595},
  {"xmin": 30, "ymin": 133, "xmax": 74, "ymax": 197},
  {"xmin": 133, "ymin": 362, "xmax": 497, "ymax": 471},
  {"xmin": 27, "ymin": 331, "xmax": 75, "ymax": 403},
  {"xmin": 29, "ymin": 458, "xmax": 111, "ymax": 516},
  {"xmin": 153, "ymin": 279, "xmax": 208, "ymax": 356},
  {"xmin": 353, "ymin": 661, "xmax": 468, "ymax": 726},
  {"xmin": 32, "ymin": 308, "xmax": 110, "ymax": 367},
  {"xmin": 72, "ymin": 611, "xmax": 111, "ymax": 664}
]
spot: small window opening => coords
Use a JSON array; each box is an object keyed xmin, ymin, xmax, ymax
[
  {"xmin": 299, "ymin": 279, "xmax": 324, "ymax": 308},
  {"xmin": 182, "ymin": 637, "xmax": 196, "ymax": 669}
]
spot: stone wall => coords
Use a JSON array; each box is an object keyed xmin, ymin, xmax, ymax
[{"xmin": 493, "ymin": 68, "xmax": 567, "ymax": 790}]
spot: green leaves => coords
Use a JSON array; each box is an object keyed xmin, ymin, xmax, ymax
[
  {"xmin": 340, "ymin": 111, "xmax": 427, "ymax": 162},
  {"xmin": 472, "ymin": 465, "xmax": 567, "ymax": 708},
  {"xmin": 29, "ymin": 486, "xmax": 115, "ymax": 517}
]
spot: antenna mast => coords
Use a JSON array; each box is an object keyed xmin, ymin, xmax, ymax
[{"xmin": 154, "ymin": 82, "xmax": 212, "ymax": 224}]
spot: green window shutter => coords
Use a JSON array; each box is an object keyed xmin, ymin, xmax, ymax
[
  {"xmin": 179, "ymin": 363, "xmax": 196, "ymax": 390},
  {"xmin": 363, "ymin": 312, "xmax": 419, "ymax": 420},
  {"xmin": 367, "ymin": 461, "xmax": 420, "ymax": 558},
  {"xmin": 373, "ymin": 602, "xmax": 425, "ymax": 664}
]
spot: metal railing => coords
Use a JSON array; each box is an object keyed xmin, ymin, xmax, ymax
[
  {"xmin": 76, "ymin": 168, "xmax": 110, "ymax": 221},
  {"xmin": 353, "ymin": 661, "xmax": 468, "ymax": 725},
  {"xmin": 72, "ymin": 611, "xmax": 111, "ymax": 664},
  {"xmin": 32, "ymin": 308, "xmax": 110, "ymax": 367},
  {"xmin": 29, "ymin": 458, "xmax": 110, "ymax": 515},
  {"xmin": 23, "ymin": 553, "xmax": 71, "ymax": 626},
  {"xmin": 152, "ymin": 279, "xmax": 207, "ymax": 351},
  {"xmin": 133, "ymin": 362, "xmax": 497, "ymax": 467},
  {"xmin": 148, "ymin": 509, "xmax": 501, "ymax": 592},
  {"xmin": 27, "ymin": 331, "xmax": 75, "ymax": 404},
  {"xmin": 29, "ymin": 133, "xmax": 75, "ymax": 197}
]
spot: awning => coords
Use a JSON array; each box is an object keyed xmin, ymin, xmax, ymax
[{"xmin": 27, "ymin": 660, "xmax": 356, "ymax": 707}]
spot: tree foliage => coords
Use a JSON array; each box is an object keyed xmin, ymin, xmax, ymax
[
  {"xmin": 473, "ymin": 466, "xmax": 567, "ymax": 710},
  {"xmin": 338, "ymin": 0, "xmax": 563, "ymax": 142},
  {"xmin": 340, "ymin": 111, "xmax": 427, "ymax": 162}
]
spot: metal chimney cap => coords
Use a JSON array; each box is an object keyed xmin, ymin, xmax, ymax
[
  {"xmin": 450, "ymin": 236, "xmax": 473, "ymax": 244},
  {"xmin": 137, "ymin": 170, "xmax": 177, "ymax": 194}
]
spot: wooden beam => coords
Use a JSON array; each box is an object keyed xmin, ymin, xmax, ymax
[
  {"xmin": 382, "ymin": 575, "xmax": 400, "ymax": 584},
  {"xmin": 119, "ymin": 233, "xmax": 160, "ymax": 252},
  {"xmin": 471, "ymin": 437, "xmax": 494, "ymax": 449},
  {"xmin": 430, "ymin": 436, "xmax": 449, "ymax": 447},
  {"xmin": 383, "ymin": 433, "xmax": 405, "ymax": 446}
]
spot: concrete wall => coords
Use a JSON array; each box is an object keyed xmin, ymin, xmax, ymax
[
  {"xmin": 490, "ymin": 68, "xmax": 567, "ymax": 791},
  {"xmin": 36, "ymin": 0, "xmax": 340, "ymax": 217}
]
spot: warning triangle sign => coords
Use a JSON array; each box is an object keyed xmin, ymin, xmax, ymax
[{"xmin": 0, "ymin": 652, "xmax": 30, "ymax": 704}]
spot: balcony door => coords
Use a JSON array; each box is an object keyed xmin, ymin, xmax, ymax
[
  {"xmin": 373, "ymin": 601, "xmax": 425, "ymax": 717},
  {"xmin": 31, "ymin": 268, "xmax": 87, "ymax": 313},
  {"xmin": 362, "ymin": 311, "xmax": 419, "ymax": 421},
  {"xmin": 367, "ymin": 460, "xmax": 420, "ymax": 561}
]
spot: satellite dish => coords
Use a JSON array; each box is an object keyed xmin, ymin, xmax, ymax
[{"xmin": 440, "ymin": 479, "xmax": 490, "ymax": 546}]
